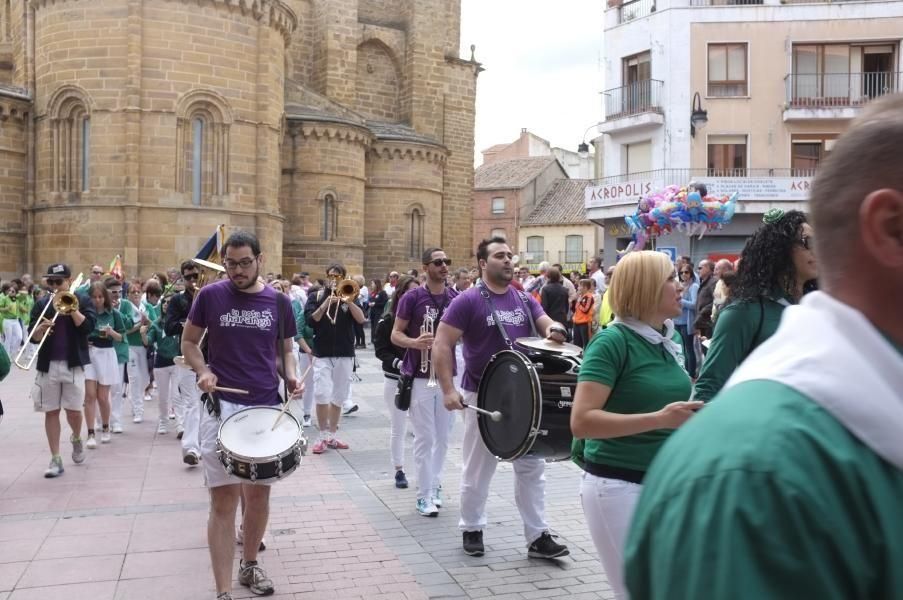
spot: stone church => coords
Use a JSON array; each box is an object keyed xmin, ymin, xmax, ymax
[{"xmin": 0, "ymin": 0, "xmax": 480, "ymax": 280}]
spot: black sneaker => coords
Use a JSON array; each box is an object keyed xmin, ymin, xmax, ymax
[
  {"xmin": 463, "ymin": 530, "xmax": 484, "ymax": 556},
  {"xmin": 394, "ymin": 470, "xmax": 408, "ymax": 489},
  {"xmin": 527, "ymin": 532, "xmax": 569, "ymax": 559}
]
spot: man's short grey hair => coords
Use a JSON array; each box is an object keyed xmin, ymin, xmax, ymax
[{"xmin": 538, "ymin": 261, "xmax": 550, "ymax": 273}]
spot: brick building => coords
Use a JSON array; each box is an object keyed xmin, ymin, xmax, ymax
[{"xmin": 0, "ymin": 0, "xmax": 481, "ymax": 280}]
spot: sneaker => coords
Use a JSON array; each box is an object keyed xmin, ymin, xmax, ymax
[
  {"xmin": 133, "ymin": 414, "xmax": 143, "ymax": 424},
  {"xmin": 168, "ymin": 409, "xmax": 176, "ymax": 420},
  {"xmin": 183, "ymin": 451, "xmax": 200, "ymax": 466},
  {"xmin": 527, "ymin": 532, "xmax": 569, "ymax": 559},
  {"xmin": 86, "ymin": 436, "xmax": 97, "ymax": 450},
  {"xmin": 463, "ymin": 530, "xmax": 484, "ymax": 556},
  {"xmin": 431, "ymin": 486, "xmax": 443, "ymax": 508},
  {"xmin": 157, "ymin": 422, "xmax": 168, "ymax": 435},
  {"xmin": 326, "ymin": 437, "xmax": 349, "ymax": 450},
  {"xmin": 71, "ymin": 436, "xmax": 85, "ymax": 464},
  {"xmin": 111, "ymin": 423, "xmax": 123, "ymax": 434},
  {"xmin": 394, "ymin": 470, "xmax": 408, "ymax": 489},
  {"xmin": 176, "ymin": 426, "xmax": 185, "ymax": 440},
  {"xmin": 416, "ymin": 497, "xmax": 438, "ymax": 517},
  {"xmin": 143, "ymin": 394, "xmax": 152, "ymax": 402},
  {"xmin": 238, "ymin": 560, "xmax": 274, "ymax": 596},
  {"xmin": 311, "ymin": 439, "xmax": 327, "ymax": 454},
  {"xmin": 100, "ymin": 430, "xmax": 112, "ymax": 444},
  {"xmin": 301, "ymin": 415, "xmax": 312, "ymax": 428},
  {"xmin": 342, "ymin": 403, "xmax": 359, "ymax": 416},
  {"xmin": 216, "ymin": 593, "xmax": 234, "ymax": 600},
  {"xmin": 44, "ymin": 456, "xmax": 64, "ymax": 478}
]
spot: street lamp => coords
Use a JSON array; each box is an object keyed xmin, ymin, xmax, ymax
[
  {"xmin": 577, "ymin": 123, "xmax": 601, "ymax": 158},
  {"xmin": 690, "ymin": 92, "xmax": 708, "ymax": 138}
]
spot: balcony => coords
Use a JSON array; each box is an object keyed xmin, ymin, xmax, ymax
[
  {"xmin": 690, "ymin": 0, "xmax": 763, "ymax": 4},
  {"xmin": 599, "ymin": 80, "xmax": 665, "ymax": 135},
  {"xmin": 784, "ymin": 72, "xmax": 901, "ymax": 121},
  {"xmin": 618, "ymin": 0, "xmax": 656, "ymax": 23}
]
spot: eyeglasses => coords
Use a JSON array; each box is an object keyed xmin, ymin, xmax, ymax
[
  {"xmin": 680, "ymin": 270, "xmax": 692, "ymax": 275},
  {"xmin": 91, "ymin": 271, "xmax": 103, "ymax": 275},
  {"xmin": 798, "ymin": 236, "xmax": 814, "ymax": 251},
  {"xmin": 109, "ymin": 289, "xmax": 122, "ymax": 295},
  {"xmin": 46, "ymin": 278, "xmax": 63, "ymax": 286},
  {"xmin": 182, "ymin": 273, "xmax": 200, "ymax": 281},
  {"xmin": 429, "ymin": 258, "xmax": 452, "ymax": 267},
  {"xmin": 223, "ymin": 257, "xmax": 258, "ymax": 270}
]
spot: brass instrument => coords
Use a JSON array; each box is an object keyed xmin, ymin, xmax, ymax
[
  {"xmin": 325, "ymin": 276, "xmax": 360, "ymax": 324},
  {"xmin": 15, "ymin": 273, "xmax": 84, "ymax": 370},
  {"xmin": 420, "ymin": 313, "xmax": 438, "ymax": 388}
]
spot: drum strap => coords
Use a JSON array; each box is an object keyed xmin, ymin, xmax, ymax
[
  {"xmin": 477, "ymin": 283, "xmax": 538, "ymax": 348},
  {"xmin": 276, "ymin": 293, "xmax": 288, "ymax": 402}
]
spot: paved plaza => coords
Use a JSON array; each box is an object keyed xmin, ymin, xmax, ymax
[{"xmin": 0, "ymin": 348, "xmax": 613, "ymax": 599}]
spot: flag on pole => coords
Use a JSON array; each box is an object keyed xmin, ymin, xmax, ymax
[
  {"xmin": 109, "ymin": 255, "xmax": 123, "ymax": 280},
  {"xmin": 194, "ymin": 224, "xmax": 226, "ymax": 264}
]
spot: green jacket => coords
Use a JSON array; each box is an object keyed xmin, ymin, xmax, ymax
[
  {"xmin": 0, "ymin": 294, "xmax": 18, "ymax": 321},
  {"xmin": 292, "ymin": 298, "xmax": 314, "ymax": 346},
  {"xmin": 119, "ymin": 300, "xmax": 147, "ymax": 347},
  {"xmin": 147, "ymin": 320, "xmax": 179, "ymax": 361}
]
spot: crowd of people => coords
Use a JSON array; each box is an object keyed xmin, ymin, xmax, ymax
[{"xmin": 1, "ymin": 95, "xmax": 900, "ymax": 600}]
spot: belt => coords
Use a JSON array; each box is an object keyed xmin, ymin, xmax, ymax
[{"xmin": 582, "ymin": 459, "xmax": 645, "ymax": 485}]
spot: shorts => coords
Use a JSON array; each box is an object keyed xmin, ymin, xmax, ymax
[
  {"xmin": 313, "ymin": 357, "xmax": 354, "ymax": 406},
  {"xmin": 32, "ymin": 360, "xmax": 85, "ymax": 413},
  {"xmin": 85, "ymin": 346, "xmax": 119, "ymax": 386},
  {"xmin": 200, "ymin": 399, "xmax": 279, "ymax": 489}
]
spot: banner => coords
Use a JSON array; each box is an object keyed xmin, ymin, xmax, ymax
[{"xmin": 194, "ymin": 224, "xmax": 226, "ymax": 264}]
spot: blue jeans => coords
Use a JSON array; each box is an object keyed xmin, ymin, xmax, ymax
[{"xmin": 676, "ymin": 324, "xmax": 697, "ymax": 377}]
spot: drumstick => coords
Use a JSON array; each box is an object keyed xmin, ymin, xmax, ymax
[
  {"xmin": 271, "ymin": 362, "xmax": 314, "ymax": 431},
  {"xmin": 211, "ymin": 385, "xmax": 249, "ymax": 395},
  {"xmin": 463, "ymin": 403, "xmax": 503, "ymax": 422}
]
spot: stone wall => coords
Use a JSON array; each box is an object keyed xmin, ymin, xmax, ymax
[{"xmin": 0, "ymin": 96, "xmax": 27, "ymax": 277}]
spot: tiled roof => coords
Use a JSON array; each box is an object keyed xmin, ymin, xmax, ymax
[
  {"xmin": 474, "ymin": 156, "xmax": 558, "ymax": 190},
  {"xmin": 367, "ymin": 121, "xmax": 442, "ymax": 146},
  {"xmin": 481, "ymin": 143, "xmax": 510, "ymax": 153},
  {"xmin": 522, "ymin": 179, "xmax": 590, "ymax": 226},
  {"xmin": 0, "ymin": 84, "xmax": 30, "ymax": 100}
]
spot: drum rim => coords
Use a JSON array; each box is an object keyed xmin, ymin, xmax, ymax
[
  {"xmin": 477, "ymin": 349, "xmax": 542, "ymax": 461},
  {"xmin": 216, "ymin": 405, "xmax": 303, "ymax": 465}
]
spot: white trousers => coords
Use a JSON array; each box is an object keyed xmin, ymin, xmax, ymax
[
  {"xmin": 110, "ymin": 362, "xmax": 126, "ymax": 427},
  {"xmin": 459, "ymin": 391, "xmax": 548, "ymax": 545},
  {"xmin": 580, "ymin": 472, "xmax": 642, "ymax": 600},
  {"xmin": 126, "ymin": 346, "xmax": 149, "ymax": 418},
  {"xmin": 383, "ymin": 377, "xmax": 408, "ymax": 470},
  {"xmin": 410, "ymin": 378, "xmax": 451, "ymax": 500},
  {"xmin": 2, "ymin": 318, "xmax": 22, "ymax": 359},
  {"xmin": 153, "ymin": 365, "xmax": 178, "ymax": 425},
  {"xmin": 175, "ymin": 364, "xmax": 199, "ymax": 433},
  {"xmin": 296, "ymin": 349, "xmax": 316, "ymax": 416}
]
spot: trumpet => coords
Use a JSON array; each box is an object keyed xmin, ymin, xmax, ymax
[
  {"xmin": 15, "ymin": 273, "xmax": 84, "ymax": 370},
  {"xmin": 325, "ymin": 275, "xmax": 360, "ymax": 324},
  {"xmin": 420, "ymin": 314, "xmax": 438, "ymax": 388}
]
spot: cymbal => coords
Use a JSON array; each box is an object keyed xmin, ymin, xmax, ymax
[
  {"xmin": 192, "ymin": 257, "xmax": 226, "ymax": 272},
  {"xmin": 515, "ymin": 336, "xmax": 582, "ymax": 357}
]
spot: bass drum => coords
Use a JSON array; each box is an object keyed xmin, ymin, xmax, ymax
[{"xmin": 476, "ymin": 349, "xmax": 579, "ymax": 461}]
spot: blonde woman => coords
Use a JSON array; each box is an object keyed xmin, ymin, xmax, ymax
[{"xmin": 571, "ymin": 251, "xmax": 702, "ymax": 599}]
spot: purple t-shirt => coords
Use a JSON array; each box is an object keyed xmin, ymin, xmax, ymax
[
  {"xmin": 441, "ymin": 284, "xmax": 545, "ymax": 392},
  {"xmin": 187, "ymin": 280, "xmax": 297, "ymax": 406},
  {"xmin": 396, "ymin": 285, "xmax": 458, "ymax": 378}
]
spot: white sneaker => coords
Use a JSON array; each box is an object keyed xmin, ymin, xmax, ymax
[
  {"xmin": 157, "ymin": 422, "xmax": 168, "ymax": 435},
  {"xmin": 133, "ymin": 415, "xmax": 143, "ymax": 424},
  {"xmin": 416, "ymin": 498, "xmax": 439, "ymax": 517},
  {"xmin": 143, "ymin": 394, "xmax": 152, "ymax": 401},
  {"xmin": 302, "ymin": 415, "xmax": 312, "ymax": 428},
  {"xmin": 111, "ymin": 423, "xmax": 123, "ymax": 434},
  {"xmin": 100, "ymin": 431, "xmax": 112, "ymax": 443},
  {"xmin": 86, "ymin": 436, "xmax": 98, "ymax": 449}
]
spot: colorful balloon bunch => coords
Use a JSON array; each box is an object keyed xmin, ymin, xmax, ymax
[{"xmin": 624, "ymin": 184, "xmax": 738, "ymax": 247}]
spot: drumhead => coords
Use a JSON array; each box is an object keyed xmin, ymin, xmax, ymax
[
  {"xmin": 219, "ymin": 407, "xmax": 300, "ymax": 458},
  {"xmin": 477, "ymin": 350, "xmax": 541, "ymax": 460},
  {"xmin": 515, "ymin": 336, "xmax": 582, "ymax": 357}
]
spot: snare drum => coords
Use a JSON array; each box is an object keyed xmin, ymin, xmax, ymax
[
  {"xmin": 216, "ymin": 406, "xmax": 307, "ymax": 483},
  {"xmin": 476, "ymin": 349, "xmax": 580, "ymax": 461}
]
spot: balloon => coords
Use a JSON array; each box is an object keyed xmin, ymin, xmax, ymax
[{"xmin": 626, "ymin": 184, "xmax": 740, "ymax": 241}]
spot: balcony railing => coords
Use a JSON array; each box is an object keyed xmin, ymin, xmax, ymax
[
  {"xmin": 604, "ymin": 79, "xmax": 664, "ymax": 120},
  {"xmin": 690, "ymin": 0, "xmax": 763, "ymax": 4},
  {"xmin": 786, "ymin": 72, "xmax": 901, "ymax": 108},
  {"xmin": 593, "ymin": 167, "xmax": 816, "ymax": 186},
  {"xmin": 619, "ymin": 0, "xmax": 655, "ymax": 22}
]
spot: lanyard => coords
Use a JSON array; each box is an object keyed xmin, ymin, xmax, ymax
[{"xmin": 477, "ymin": 282, "xmax": 538, "ymax": 349}]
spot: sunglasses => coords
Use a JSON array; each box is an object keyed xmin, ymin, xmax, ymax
[
  {"xmin": 798, "ymin": 236, "xmax": 814, "ymax": 251},
  {"xmin": 429, "ymin": 258, "xmax": 452, "ymax": 267},
  {"xmin": 183, "ymin": 273, "xmax": 200, "ymax": 281},
  {"xmin": 46, "ymin": 278, "xmax": 63, "ymax": 286},
  {"xmin": 91, "ymin": 271, "xmax": 103, "ymax": 275}
]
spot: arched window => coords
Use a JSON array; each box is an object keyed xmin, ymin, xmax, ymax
[
  {"xmin": 409, "ymin": 208, "xmax": 424, "ymax": 259},
  {"xmin": 48, "ymin": 87, "xmax": 92, "ymax": 195},
  {"xmin": 322, "ymin": 194, "xmax": 338, "ymax": 241},
  {"xmin": 175, "ymin": 90, "xmax": 232, "ymax": 204}
]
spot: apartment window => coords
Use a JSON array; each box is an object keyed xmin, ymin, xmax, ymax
[
  {"xmin": 565, "ymin": 235, "xmax": 584, "ymax": 264},
  {"xmin": 708, "ymin": 43, "xmax": 748, "ymax": 97},
  {"xmin": 792, "ymin": 44, "xmax": 897, "ymax": 104},
  {"xmin": 323, "ymin": 194, "xmax": 338, "ymax": 241},
  {"xmin": 409, "ymin": 208, "xmax": 424, "ymax": 258},
  {"xmin": 623, "ymin": 51, "xmax": 651, "ymax": 85},
  {"xmin": 491, "ymin": 228, "xmax": 506, "ymax": 240},
  {"xmin": 623, "ymin": 141, "xmax": 652, "ymax": 176},
  {"xmin": 791, "ymin": 135, "xmax": 836, "ymax": 175},
  {"xmin": 707, "ymin": 134, "xmax": 747, "ymax": 176},
  {"xmin": 526, "ymin": 236, "xmax": 544, "ymax": 261},
  {"xmin": 491, "ymin": 197, "xmax": 505, "ymax": 214}
]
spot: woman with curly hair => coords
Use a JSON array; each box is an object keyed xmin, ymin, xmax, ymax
[{"xmin": 694, "ymin": 209, "xmax": 818, "ymax": 402}]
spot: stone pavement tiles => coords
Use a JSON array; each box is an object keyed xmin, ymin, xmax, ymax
[{"xmin": 0, "ymin": 348, "xmax": 613, "ymax": 599}]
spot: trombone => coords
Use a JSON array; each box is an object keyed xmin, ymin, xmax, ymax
[
  {"xmin": 420, "ymin": 314, "xmax": 438, "ymax": 388},
  {"xmin": 15, "ymin": 273, "xmax": 84, "ymax": 370},
  {"xmin": 325, "ymin": 276, "xmax": 360, "ymax": 324}
]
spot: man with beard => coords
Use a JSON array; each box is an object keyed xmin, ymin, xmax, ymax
[
  {"xmin": 182, "ymin": 231, "xmax": 300, "ymax": 600},
  {"xmin": 391, "ymin": 248, "xmax": 458, "ymax": 517},
  {"xmin": 432, "ymin": 237, "xmax": 570, "ymax": 559}
]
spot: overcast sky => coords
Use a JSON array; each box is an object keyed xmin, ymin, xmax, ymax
[{"xmin": 460, "ymin": 0, "xmax": 604, "ymax": 166}]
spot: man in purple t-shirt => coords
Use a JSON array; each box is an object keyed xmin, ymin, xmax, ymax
[
  {"xmin": 432, "ymin": 237, "xmax": 570, "ymax": 560},
  {"xmin": 391, "ymin": 247, "xmax": 458, "ymax": 517},
  {"xmin": 182, "ymin": 231, "xmax": 300, "ymax": 599}
]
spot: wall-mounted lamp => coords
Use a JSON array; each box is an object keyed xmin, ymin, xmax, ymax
[
  {"xmin": 577, "ymin": 123, "xmax": 601, "ymax": 158},
  {"xmin": 690, "ymin": 92, "xmax": 708, "ymax": 138}
]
